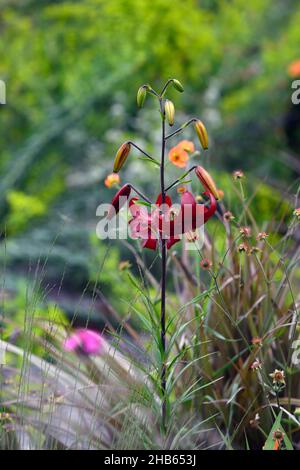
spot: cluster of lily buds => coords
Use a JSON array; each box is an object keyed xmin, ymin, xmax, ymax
[{"xmin": 105, "ymin": 80, "xmax": 220, "ymax": 252}]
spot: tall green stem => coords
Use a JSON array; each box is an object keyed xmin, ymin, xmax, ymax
[{"xmin": 159, "ymin": 98, "xmax": 167, "ymax": 432}]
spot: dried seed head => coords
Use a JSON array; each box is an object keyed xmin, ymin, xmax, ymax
[
  {"xmin": 200, "ymin": 258, "xmax": 212, "ymax": 270},
  {"xmin": 238, "ymin": 242, "xmax": 249, "ymax": 253},
  {"xmin": 194, "ymin": 120, "xmax": 208, "ymax": 149},
  {"xmin": 240, "ymin": 226, "xmax": 252, "ymax": 238},
  {"xmin": 223, "ymin": 211, "xmax": 234, "ymax": 222},
  {"xmin": 250, "ymin": 358, "xmax": 262, "ymax": 370},
  {"xmin": 257, "ymin": 231, "xmax": 268, "ymax": 241},
  {"xmin": 293, "ymin": 208, "xmax": 300, "ymax": 220},
  {"xmin": 273, "ymin": 429, "xmax": 284, "ymax": 441},
  {"xmin": 269, "ymin": 369, "xmax": 285, "ymax": 385},
  {"xmin": 233, "ymin": 170, "xmax": 244, "ymax": 180}
]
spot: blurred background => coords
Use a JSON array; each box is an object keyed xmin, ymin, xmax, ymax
[{"xmin": 0, "ymin": 0, "xmax": 299, "ymax": 330}]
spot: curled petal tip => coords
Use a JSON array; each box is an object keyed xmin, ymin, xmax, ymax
[{"xmin": 107, "ymin": 184, "xmax": 131, "ymax": 220}]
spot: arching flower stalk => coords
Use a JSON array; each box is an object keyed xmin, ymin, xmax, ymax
[{"xmin": 105, "ymin": 79, "xmax": 219, "ymax": 433}]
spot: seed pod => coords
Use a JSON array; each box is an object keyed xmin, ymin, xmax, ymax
[
  {"xmin": 113, "ymin": 142, "xmax": 131, "ymax": 173},
  {"xmin": 165, "ymin": 100, "xmax": 175, "ymax": 126},
  {"xmin": 195, "ymin": 166, "xmax": 219, "ymax": 200},
  {"xmin": 194, "ymin": 120, "xmax": 208, "ymax": 149},
  {"xmin": 137, "ymin": 85, "xmax": 147, "ymax": 108},
  {"xmin": 172, "ymin": 79, "xmax": 184, "ymax": 92}
]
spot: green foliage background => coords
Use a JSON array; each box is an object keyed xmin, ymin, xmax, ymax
[{"xmin": 0, "ymin": 0, "xmax": 299, "ymax": 325}]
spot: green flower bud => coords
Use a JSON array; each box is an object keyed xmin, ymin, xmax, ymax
[
  {"xmin": 137, "ymin": 86, "xmax": 147, "ymax": 108},
  {"xmin": 165, "ymin": 100, "xmax": 175, "ymax": 126},
  {"xmin": 172, "ymin": 79, "xmax": 184, "ymax": 93}
]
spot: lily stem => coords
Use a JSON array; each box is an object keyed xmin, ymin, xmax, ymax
[
  {"xmin": 165, "ymin": 118, "xmax": 197, "ymax": 141},
  {"xmin": 129, "ymin": 185, "xmax": 153, "ymax": 205},
  {"xmin": 165, "ymin": 165, "xmax": 197, "ymax": 193},
  {"xmin": 159, "ymin": 98, "xmax": 167, "ymax": 434},
  {"xmin": 128, "ymin": 141, "xmax": 156, "ymax": 162}
]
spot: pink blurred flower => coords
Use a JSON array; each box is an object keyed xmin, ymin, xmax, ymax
[{"xmin": 64, "ymin": 329, "xmax": 103, "ymax": 355}]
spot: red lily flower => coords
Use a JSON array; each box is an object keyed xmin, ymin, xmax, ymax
[
  {"xmin": 129, "ymin": 190, "xmax": 216, "ymax": 250},
  {"xmin": 107, "ymin": 184, "xmax": 131, "ymax": 220}
]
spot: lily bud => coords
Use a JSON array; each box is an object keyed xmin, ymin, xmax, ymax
[
  {"xmin": 107, "ymin": 184, "xmax": 131, "ymax": 220},
  {"xmin": 137, "ymin": 85, "xmax": 147, "ymax": 108},
  {"xmin": 195, "ymin": 166, "xmax": 219, "ymax": 200},
  {"xmin": 113, "ymin": 142, "xmax": 131, "ymax": 173},
  {"xmin": 194, "ymin": 120, "xmax": 208, "ymax": 149},
  {"xmin": 165, "ymin": 100, "xmax": 175, "ymax": 126},
  {"xmin": 172, "ymin": 79, "xmax": 184, "ymax": 93}
]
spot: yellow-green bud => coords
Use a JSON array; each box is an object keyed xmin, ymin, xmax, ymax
[
  {"xmin": 113, "ymin": 142, "xmax": 131, "ymax": 172},
  {"xmin": 172, "ymin": 79, "xmax": 184, "ymax": 93},
  {"xmin": 137, "ymin": 86, "xmax": 147, "ymax": 108},
  {"xmin": 194, "ymin": 120, "xmax": 209, "ymax": 150},
  {"xmin": 165, "ymin": 100, "xmax": 175, "ymax": 126}
]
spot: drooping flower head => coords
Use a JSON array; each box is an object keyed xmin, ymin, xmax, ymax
[{"xmin": 64, "ymin": 329, "xmax": 103, "ymax": 355}]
